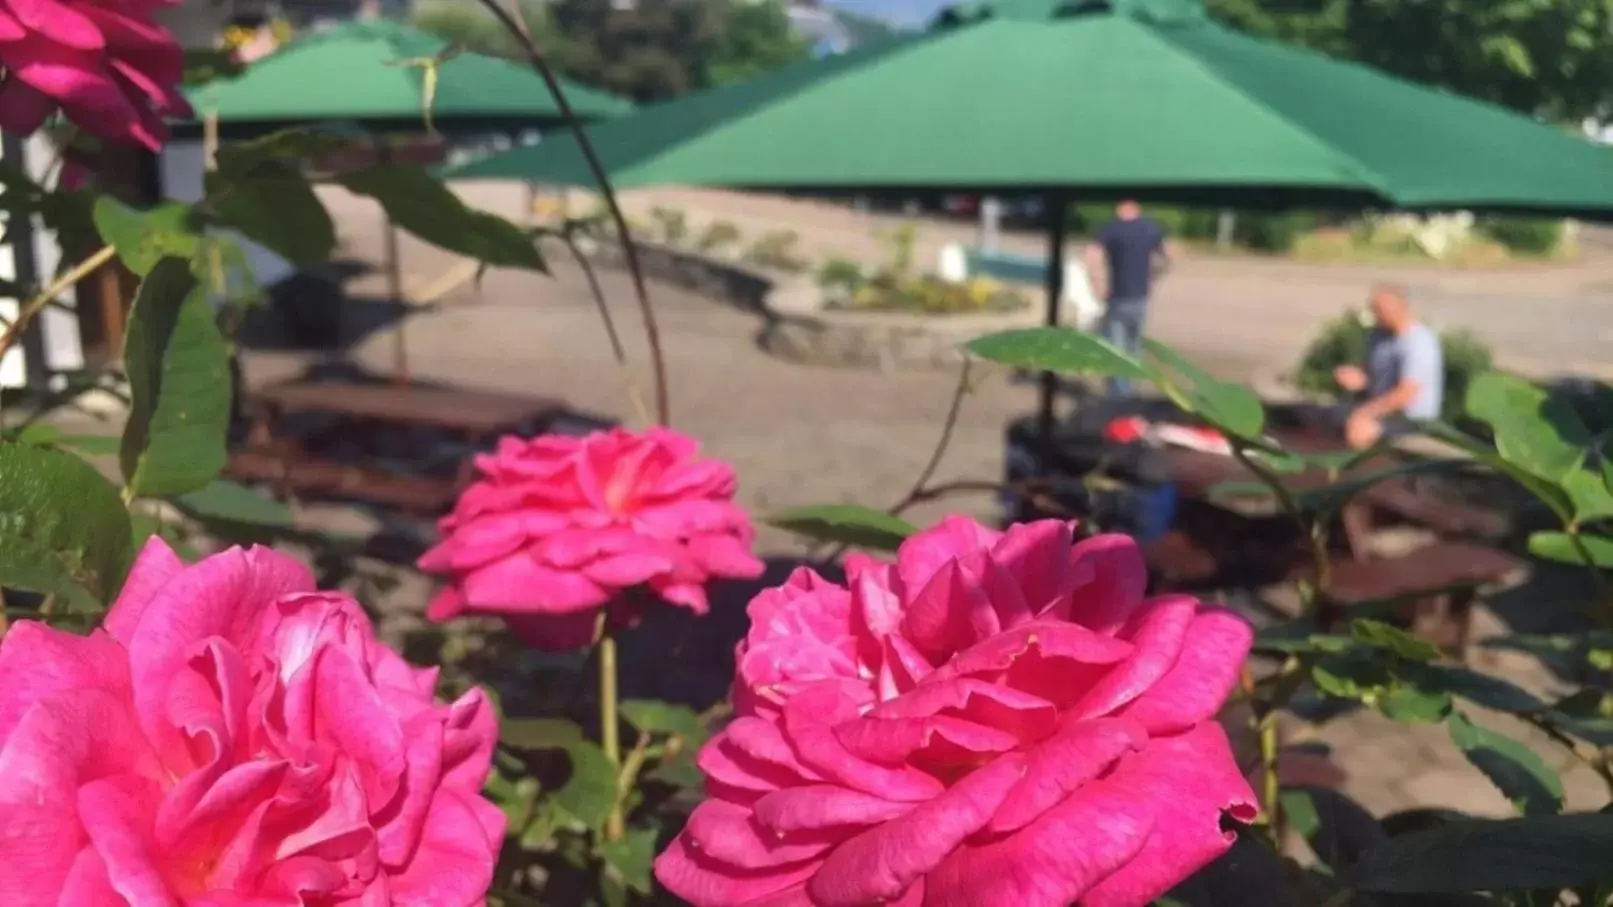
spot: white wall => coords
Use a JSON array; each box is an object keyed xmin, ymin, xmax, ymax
[{"xmin": 158, "ymin": 140, "xmax": 297, "ymax": 295}]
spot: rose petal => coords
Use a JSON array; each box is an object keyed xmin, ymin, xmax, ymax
[
  {"xmin": 986, "ymin": 716, "xmax": 1146, "ymax": 834},
  {"xmin": 1059, "ymin": 534, "xmax": 1148, "ymax": 632},
  {"xmin": 655, "ymin": 834, "xmax": 820, "ymax": 907},
  {"xmin": 1081, "ymin": 723, "xmax": 1259, "ymax": 907},
  {"xmin": 1068, "ymin": 596, "xmax": 1198, "ymax": 720},
  {"xmin": 684, "ymin": 799, "xmax": 838, "ymax": 869},
  {"xmin": 806, "ymin": 753, "xmax": 1024, "ymax": 907},
  {"xmin": 751, "ymin": 785, "xmax": 911, "ymax": 833},
  {"xmin": 1120, "ymin": 608, "xmax": 1253, "ymax": 734}
]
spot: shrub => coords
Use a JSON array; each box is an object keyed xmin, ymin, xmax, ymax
[
  {"xmin": 693, "ymin": 219, "xmax": 742, "ymax": 256},
  {"xmin": 649, "ymin": 206, "xmax": 689, "ymax": 246},
  {"xmin": 1293, "ymin": 313, "xmax": 1493, "ymax": 422},
  {"xmin": 743, "ymin": 229, "xmax": 809, "ymax": 272},
  {"xmin": 1475, "ymin": 217, "xmax": 1563, "ymax": 256},
  {"xmin": 816, "ymin": 257, "xmax": 867, "ymax": 304},
  {"xmin": 1069, "ymin": 205, "xmax": 1314, "ymax": 252}
]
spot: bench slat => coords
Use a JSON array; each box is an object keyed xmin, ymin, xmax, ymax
[{"xmin": 1325, "ymin": 542, "xmax": 1519, "ymax": 604}]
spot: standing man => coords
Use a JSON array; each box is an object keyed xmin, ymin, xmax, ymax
[
  {"xmin": 1084, "ymin": 199, "xmax": 1172, "ymax": 396},
  {"xmin": 1334, "ymin": 283, "xmax": 1444, "ymax": 449}
]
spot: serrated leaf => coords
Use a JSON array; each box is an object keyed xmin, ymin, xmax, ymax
[
  {"xmin": 120, "ymin": 258, "xmax": 231, "ymax": 497},
  {"xmin": 767, "ymin": 504, "xmax": 917, "ymax": 552},
  {"xmin": 337, "ymin": 164, "xmax": 546, "ymax": 271},
  {"xmin": 1142, "ymin": 338, "xmax": 1264, "ymax": 438},
  {"xmin": 1352, "ymin": 618, "xmax": 1442, "ymax": 662},
  {"xmin": 551, "ymin": 740, "xmax": 618, "ymax": 832},
  {"xmin": 963, "ymin": 327, "xmax": 1152, "ymax": 379},
  {"xmin": 501, "ymin": 717, "xmax": 585, "ymax": 750},
  {"xmin": 205, "ymin": 165, "xmax": 335, "ymax": 266},
  {"xmin": 1346, "ymin": 813, "xmax": 1613, "ymax": 893},
  {"xmin": 599, "ymin": 825, "xmax": 658, "ymax": 895},
  {"xmin": 1465, "ymin": 373, "xmax": 1589, "ymax": 485},
  {"xmin": 93, "ymin": 197, "xmax": 201, "ymax": 277},
  {"xmin": 621, "ymin": 699, "xmax": 707, "ymax": 746},
  {"xmin": 1448, "ymin": 711, "xmax": 1562, "ymax": 817},
  {"xmin": 0, "ymin": 443, "xmax": 133, "ymax": 608},
  {"xmin": 1528, "ymin": 530, "xmax": 1613, "ymax": 567}
]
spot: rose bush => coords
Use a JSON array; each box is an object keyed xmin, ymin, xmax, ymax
[
  {"xmin": 0, "ymin": 0, "xmax": 191, "ymax": 149},
  {"xmin": 419, "ymin": 427, "xmax": 764, "ymax": 650},
  {"xmin": 0, "ymin": 538, "xmax": 503, "ymax": 905},
  {"xmin": 658, "ymin": 516, "xmax": 1257, "ymax": 907}
]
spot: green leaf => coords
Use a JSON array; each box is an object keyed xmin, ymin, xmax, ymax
[
  {"xmin": 621, "ymin": 699, "xmax": 707, "ymax": 746},
  {"xmin": 1378, "ymin": 683, "xmax": 1453, "ymax": 724},
  {"xmin": 963, "ymin": 327, "xmax": 1152, "ymax": 379},
  {"xmin": 337, "ymin": 164, "xmax": 546, "ymax": 271},
  {"xmin": 57, "ymin": 434, "xmax": 122, "ymax": 456},
  {"xmin": 205, "ymin": 166, "xmax": 335, "ymax": 266},
  {"xmin": 598, "ymin": 825, "xmax": 658, "ymax": 895},
  {"xmin": 214, "ymin": 128, "xmax": 354, "ymax": 176},
  {"xmin": 1426, "ymin": 421, "xmax": 1575, "ymax": 520},
  {"xmin": 120, "ymin": 258, "xmax": 232, "ymax": 498},
  {"xmin": 15, "ymin": 424, "xmax": 59, "ymax": 446},
  {"xmin": 1465, "ymin": 373, "xmax": 1589, "ymax": 485},
  {"xmin": 551, "ymin": 740, "xmax": 618, "ymax": 832},
  {"xmin": 1141, "ymin": 338, "xmax": 1264, "ymax": 438},
  {"xmin": 645, "ymin": 751, "xmax": 705, "ymax": 789},
  {"xmin": 1563, "ymin": 468, "xmax": 1613, "ymax": 523},
  {"xmin": 170, "ymin": 480, "xmax": 294, "ymax": 544},
  {"xmin": 0, "ymin": 443, "xmax": 133, "ymax": 608},
  {"xmin": 93, "ymin": 198, "xmax": 201, "ymax": 277},
  {"xmin": 501, "ymin": 717, "xmax": 585, "ymax": 751},
  {"xmin": 1406, "ymin": 663, "xmax": 1546, "ymax": 714},
  {"xmin": 767, "ymin": 504, "xmax": 917, "ymax": 552},
  {"xmin": 1352, "ymin": 618, "xmax": 1442, "ymax": 662},
  {"xmin": 183, "ymin": 47, "xmax": 246, "ymax": 86},
  {"xmin": 1346, "ymin": 813, "xmax": 1613, "ymax": 893},
  {"xmin": 1448, "ymin": 711, "xmax": 1563, "ymax": 817},
  {"xmin": 1528, "ymin": 530, "xmax": 1613, "ymax": 567}
]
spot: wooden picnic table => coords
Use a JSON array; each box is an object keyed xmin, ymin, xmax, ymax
[{"xmin": 228, "ymin": 376, "xmax": 567, "ymax": 515}]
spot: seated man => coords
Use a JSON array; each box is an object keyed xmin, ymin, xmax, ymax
[{"xmin": 1333, "ymin": 284, "xmax": 1444, "ymax": 449}]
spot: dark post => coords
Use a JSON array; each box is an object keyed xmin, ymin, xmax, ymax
[
  {"xmin": 1036, "ymin": 192, "xmax": 1071, "ymax": 457},
  {"xmin": 377, "ymin": 138, "xmax": 408, "ymax": 383}
]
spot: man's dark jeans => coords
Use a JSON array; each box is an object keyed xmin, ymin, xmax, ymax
[{"xmin": 1100, "ymin": 297, "xmax": 1148, "ymax": 397}]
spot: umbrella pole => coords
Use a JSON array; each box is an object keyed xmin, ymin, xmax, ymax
[
  {"xmin": 385, "ymin": 215, "xmax": 406, "ymax": 382},
  {"xmin": 1037, "ymin": 192, "xmax": 1071, "ymax": 458}
]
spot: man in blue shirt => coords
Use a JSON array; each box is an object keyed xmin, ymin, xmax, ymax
[
  {"xmin": 1084, "ymin": 200, "xmax": 1172, "ymax": 396},
  {"xmin": 1334, "ymin": 283, "xmax": 1444, "ymax": 449}
]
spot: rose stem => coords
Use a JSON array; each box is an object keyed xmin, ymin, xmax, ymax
[{"xmin": 600, "ymin": 630, "xmax": 624, "ymax": 842}]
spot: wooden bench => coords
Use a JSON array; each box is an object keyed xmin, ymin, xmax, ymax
[
  {"xmin": 1143, "ymin": 530, "xmax": 1221, "ymax": 591},
  {"xmin": 1321, "ymin": 542, "xmax": 1522, "ymax": 654},
  {"xmin": 229, "ymin": 377, "xmax": 566, "ymax": 516}
]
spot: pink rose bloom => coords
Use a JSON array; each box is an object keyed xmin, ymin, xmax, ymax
[
  {"xmin": 0, "ymin": 0, "xmax": 192, "ymax": 150},
  {"xmin": 0, "ymin": 538, "xmax": 504, "ymax": 905},
  {"xmin": 420, "ymin": 427, "xmax": 765, "ymax": 651},
  {"xmin": 659, "ymin": 516, "xmax": 1257, "ymax": 907}
]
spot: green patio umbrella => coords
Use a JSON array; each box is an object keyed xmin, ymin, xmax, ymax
[
  {"xmin": 183, "ymin": 19, "xmax": 631, "ymax": 134},
  {"xmin": 443, "ymin": 0, "xmax": 1613, "ymax": 431}
]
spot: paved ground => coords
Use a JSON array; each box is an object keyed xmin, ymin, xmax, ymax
[{"xmin": 237, "ymin": 183, "xmax": 1613, "ymax": 828}]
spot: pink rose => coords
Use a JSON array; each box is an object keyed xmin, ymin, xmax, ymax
[
  {"xmin": 660, "ymin": 516, "xmax": 1257, "ymax": 907},
  {"xmin": 0, "ymin": 538, "xmax": 504, "ymax": 905},
  {"xmin": 0, "ymin": 0, "xmax": 192, "ymax": 150},
  {"xmin": 419, "ymin": 427, "xmax": 764, "ymax": 650}
]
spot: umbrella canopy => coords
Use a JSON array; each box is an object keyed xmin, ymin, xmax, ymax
[
  {"xmin": 445, "ymin": 0, "xmax": 1613, "ymax": 217},
  {"xmin": 183, "ymin": 19, "xmax": 632, "ymax": 132}
]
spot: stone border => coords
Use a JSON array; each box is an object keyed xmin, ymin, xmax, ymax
[
  {"xmin": 576, "ymin": 236, "xmax": 1052, "ymax": 372},
  {"xmin": 758, "ymin": 283, "xmax": 1045, "ymax": 372},
  {"xmin": 580, "ymin": 237, "xmax": 776, "ymax": 314}
]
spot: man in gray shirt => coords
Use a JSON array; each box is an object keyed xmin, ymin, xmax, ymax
[{"xmin": 1333, "ymin": 284, "xmax": 1443, "ymax": 449}]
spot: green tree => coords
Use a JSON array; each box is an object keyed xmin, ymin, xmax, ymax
[
  {"xmin": 546, "ymin": 0, "xmax": 727, "ymax": 102},
  {"xmin": 409, "ymin": 0, "xmax": 555, "ymax": 59},
  {"xmin": 1206, "ymin": 0, "xmax": 1613, "ymax": 122},
  {"xmin": 708, "ymin": 0, "xmax": 810, "ymax": 86}
]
